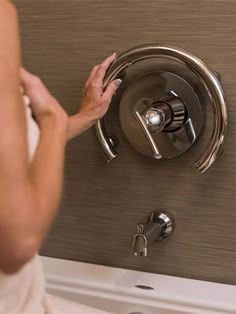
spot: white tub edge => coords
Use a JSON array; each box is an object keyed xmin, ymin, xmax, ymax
[{"xmin": 41, "ymin": 256, "xmax": 236, "ymax": 314}]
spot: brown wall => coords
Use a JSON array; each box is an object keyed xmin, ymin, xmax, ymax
[{"xmin": 14, "ymin": 0, "xmax": 236, "ymax": 285}]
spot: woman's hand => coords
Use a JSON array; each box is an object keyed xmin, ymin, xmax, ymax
[
  {"xmin": 20, "ymin": 68, "xmax": 69, "ymax": 139},
  {"xmin": 68, "ymin": 53, "xmax": 122, "ymax": 140},
  {"xmin": 20, "ymin": 52, "xmax": 121, "ymax": 142}
]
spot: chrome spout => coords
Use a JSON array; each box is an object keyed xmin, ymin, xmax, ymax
[{"xmin": 130, "ymin": 211, "xmax": 175, "ymax": 257}]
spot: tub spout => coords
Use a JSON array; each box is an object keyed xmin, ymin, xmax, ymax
[{"xmin": 130, "ymin": 211, "xmax": 175, "ymax": 257}]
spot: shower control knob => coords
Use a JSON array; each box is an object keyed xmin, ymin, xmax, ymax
[
  {"xmin": 141, "ymin": 95, "xmax": 187, "ymax": 133},
  {"xmin": 134, "ymin": 95, "xmax": 188, "ymax": 159},
  {"xmin": 144, "ymin": 108, "xmax": 166, "ymax": 132}
]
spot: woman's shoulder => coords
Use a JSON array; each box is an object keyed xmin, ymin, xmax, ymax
[
  {"xmin": 0, "ymin": 0, "xmax": 15, "ymax": 9},
  {"xmin": 0, "ymin": 1, "xmax": 17, "ymax": 19}
]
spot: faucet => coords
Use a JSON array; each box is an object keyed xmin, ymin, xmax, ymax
[{"xmin": 130, "ymin": 211, "xmax": 175, "ymax": 256}]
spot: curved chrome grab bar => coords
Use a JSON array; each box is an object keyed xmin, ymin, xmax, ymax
[{"xmin": 94, "ymin": 44, "xmax": 228, "ymax": 173}]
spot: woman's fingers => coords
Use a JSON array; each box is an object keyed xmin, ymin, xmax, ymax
[
  {"xmin": 20, "ymin": 67, "xmax": 68, "ymax": 128},
  {"xmin": 101, "ymin": 79, "xmax": 122, "ymax": 107},
  {"xmin": 20, "ymin": 67, "xmax": 36, "ymax": 89},
  {"xmin": 83, "ymin": 53, "xmax": 117, "ymax": 97},
  {"xmin": 84, "ymin": 53, "xmax": 117, "ymax": 91},
  {"xmin": 20, "ymin": 67, "xmax": 54, "ymax": 112},
  {"xmin": 20, "ymin": 67, "xmax": 54, "ymax": 103},
  {"xmin": 19, "ymin": 86, "xmax": 24, "ymax": 94},
  {"xmin": 20, "ymin": 67, "xmax": 45, "ymax": 92},
  {"xmin": 84, "ymin": 65, "xmax": 99, "ymax": 89},
  {"xmin": 93, "ymin": 53, "xmax": 116, "ymax": 85}
]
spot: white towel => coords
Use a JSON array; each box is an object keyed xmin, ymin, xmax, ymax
[
  {"xmin": 23, "ymin": 94, "xmax": 40, "ymax": 161},
  {"xmin": 0, "ymin": 94, "xmax": 44, "ymax": 314},
  {"xmin": 0, "ymin": 91, "xmax": 114, "ymax": 314}
]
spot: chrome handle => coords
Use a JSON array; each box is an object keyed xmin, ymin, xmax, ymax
[
  {"xmin": 131, "ymin": 233, "xmax": 147, "ymax": 256},
  {"xmin": 134, "ymin": 97, "xmax": 182, "ymax": 158},
  {"xmin": 134, "ymin": 111, "xmax": 162, "ymax": 159},
  {"xmin": 94, "ymin": 44, "xmax": 228, "ymax": 173}
]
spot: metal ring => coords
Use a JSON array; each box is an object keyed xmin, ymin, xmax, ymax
[{"xmin": 94, "ymin": 44, "xmax": 228, "ymax": 173}]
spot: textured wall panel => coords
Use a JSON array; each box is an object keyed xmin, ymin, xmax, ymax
[{"xmin": 14, "ymin": 0, "xmax": 236, "ymax": 284}]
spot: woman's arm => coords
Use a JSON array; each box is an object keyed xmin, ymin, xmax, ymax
[
  {"xmin": 0, "ymin": 2, "xmax": 69, "ymax": 274},
  {"xmin": 17, "ymin": 55, "xmax": 120, "ymax": 274},
  {"xmin": 0, "ymin": 1, "xmax": 34, "ymax": 273},
  {"xmin": 0, "ymin": 2, "xmax": 120, "ymax": 274}
]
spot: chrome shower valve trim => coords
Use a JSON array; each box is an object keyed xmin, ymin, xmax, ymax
[{"xmin": 94, "ymin": 44, "xmax": 228, "ymax": 173}]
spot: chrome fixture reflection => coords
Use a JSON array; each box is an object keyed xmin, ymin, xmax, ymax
[
  {"xmin": 134, "ymin": 94, "xmax": 189, "ymax": 159},
  {"xmin": 142, "ymin": 95, "xmax": 186, "ymax": 133},
  {"xmin": 94, "ymin": 44, "xmax": 228, "ymax": 173},
  {"xmin": 131, "ymin": 211, "xmax": 175, "ymax": 257}
]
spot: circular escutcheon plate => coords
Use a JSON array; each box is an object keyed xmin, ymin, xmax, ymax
[{"xmin": 119, "ymin": 71, "xmax": 203, "ymax": 159}]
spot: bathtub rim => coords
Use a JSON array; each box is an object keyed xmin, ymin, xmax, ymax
[{"xmin": 41, "ymin": 255, "xmax": 236, "ymax": 314}]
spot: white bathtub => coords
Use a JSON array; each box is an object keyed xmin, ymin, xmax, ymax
[{"xmin": 41, "ymin": 256, "xmax": 236, "ymax": 314}]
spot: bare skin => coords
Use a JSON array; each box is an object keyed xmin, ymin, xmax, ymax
[{"xmin": 0, "ymin": 1, "xmax": 121, "ymax": 274}]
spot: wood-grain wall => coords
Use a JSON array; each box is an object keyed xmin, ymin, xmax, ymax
[{"xmin": 14, "ymin": 0, "xmax": 236, "ymax": 285}]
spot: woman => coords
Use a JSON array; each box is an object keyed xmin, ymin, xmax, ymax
[{"xmin": 0, "ymin": 1, "xmax": 121, "ymax": 313}]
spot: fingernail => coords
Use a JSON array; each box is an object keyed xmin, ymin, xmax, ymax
[
  {"xmin": 20, "ymin": 86, "xmax": 24, "ymax": 94},
  {"xmin": 115, "ymin": 78, "xmax": 122, "ymax": 86},
  {"xmin": 112, "ymin": 52, "xmax": 117, "ymax": 57}
]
